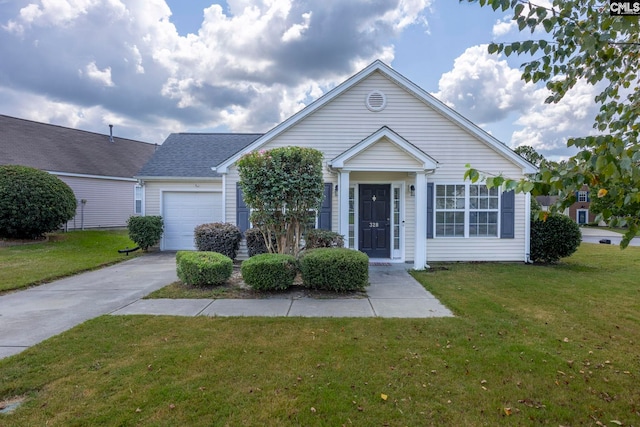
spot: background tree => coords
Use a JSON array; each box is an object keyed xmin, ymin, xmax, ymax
[
  {"xmin": 514, "ymin": 145, "xmax": 545, "ymax": 167},
  {"xmin": 464, "ymin": 0, "xmax": 640, "ymax": 247},
  {"xmin": 0, "ymin": 165, "xmax": 77, "ymax": 239},
  {"xmin": 237, "ymin": 146, "xmax": 324, "ymax": 256}
]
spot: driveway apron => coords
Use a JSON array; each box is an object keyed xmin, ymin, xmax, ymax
[{"xmin": 0, "ymin": 253, "xmax": 177, "ymax": 359}]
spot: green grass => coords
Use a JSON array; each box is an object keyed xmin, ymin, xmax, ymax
[
  {"xmin": 0, "ymin": 230, "xmax": 140, "ymax": 293},
  {"xmin": 0, "ymin": 243, "xmax": 639, "ymax": 425}
]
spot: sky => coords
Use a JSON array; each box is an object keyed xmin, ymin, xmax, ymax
[{"xmin": 0, "ymin": 0, "xmax": 603, "ymax": 161}]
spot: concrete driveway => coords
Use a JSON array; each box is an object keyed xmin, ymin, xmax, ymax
[{"xmin": 0, "ymin": 253, "xmax": 177, "ymax": 359}]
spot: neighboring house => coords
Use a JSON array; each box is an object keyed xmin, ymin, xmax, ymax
[
  {"xmin": 535, "ymin": 185, "xmax": 596, "ymax": 225},
  {"xmin": 0, "ymin": 115, "xmax": 157, "ymax": 229},
  {"xmin": 569, "ymin": 185, "xmax": 596, "ymax": 225},
  {"xmin": 137, "ymin": 60, "xmax": 537, "ymax": 269}
]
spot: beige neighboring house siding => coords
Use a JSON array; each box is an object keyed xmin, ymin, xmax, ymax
[
  {"xmin": 143, "ymin": 180, "xmax": 223, "ymax": 217},
  {"xmin": 55, "ymin": 174, "xmax": 137, "ymax": 229},
  {"xmin": 223, "ymin": 70, "xmax": 529, "ymax": 262}
]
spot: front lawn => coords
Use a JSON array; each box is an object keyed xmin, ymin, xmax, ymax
[
  {"xmin": 0, "ymin": 230, "xmax": 140, "ymax": 293},
  {"xmin": 0, "ymin": 243, "xmax": 638, "ymax": 425}
]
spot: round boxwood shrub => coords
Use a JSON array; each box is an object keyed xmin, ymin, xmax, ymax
[
  {"xmin": 0, "ymin": 165, "xmax": 77, "ymax": 239},
  {"xmin": 194, "ymin": 222, "xmax": 242, "ymax": 260},
  {"xmin": 176, "ymin": 251, "xmax": 232, "ymax": 286},
  {"xmin": 300, "ymin": 248, "xmax": 369, "ymax": 292},
  {"xmin": 241, "ymin": 253, "xmax": 298, "ymax": 291},
  {"xmin": 127, "ymin": 215, "xmax": 163, "ymax": 251},
  {"xmin": 530, "ymin": 214, "xmax": 582, "ymax": 263}
]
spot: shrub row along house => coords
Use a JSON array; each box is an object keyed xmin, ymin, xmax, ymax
[
  {"xmin": 0, "ymin": 115, "xmax": 157, "ymax": 229},
  {"xmin": 137, "ymin": 61, "xmax": 537, "ymax": 269}
]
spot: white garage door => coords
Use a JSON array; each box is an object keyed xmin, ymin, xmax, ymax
[{"xmin": 162, "ymin": 192, "xmax": 222, "ymax": 250}]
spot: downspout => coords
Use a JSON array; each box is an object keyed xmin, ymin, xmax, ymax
[
  {"xmin": 80, "ymin": 199, "xmax": 87, "ymax": 230},
  {"xmin": 524, "ymin": 192, "xmax": 532, "ymax": 263}
]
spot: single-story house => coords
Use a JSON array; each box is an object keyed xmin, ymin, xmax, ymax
[
  {"xmin": 136, "ymin": 60, "xmax": 537, "ymax": 269},
  {"xmin": 0, "ymin": 115, "xmax": 157, "ymax": 229}
]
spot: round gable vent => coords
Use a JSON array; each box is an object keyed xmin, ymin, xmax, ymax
[{"xmin": 366, "ymin": 90, "xmax": 387, "ymax": 112}]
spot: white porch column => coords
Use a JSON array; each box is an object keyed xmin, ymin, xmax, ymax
[
  {"xmin": 338, "ymin": 171, "xmax": 350, "ymax": 246},
  {"xmin": 414, "ymin": 171, "xmax": 427, "ymax": 269}
]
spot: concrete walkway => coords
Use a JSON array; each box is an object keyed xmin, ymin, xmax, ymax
[
  {"xmin": 113, "ymin": 264, "xmax": 453, "ymax": 318},
  {"xmin": 0, "ymin": 255, "xmax": 452, "ymax": 360}
]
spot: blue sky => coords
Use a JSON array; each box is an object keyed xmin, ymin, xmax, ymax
[{"xmin": 0, "ymin": 0, "xmax": 600, "ymax": 160}]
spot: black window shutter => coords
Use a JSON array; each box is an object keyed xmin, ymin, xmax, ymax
[
  {"xmin": 427, "ymin": 183, "xmax": 434, "ymax": 239},
  {"xmin": 236, "ymin": 183, "xmax": 250, "ymax": 233},
  {"xmin": 501, "ymin": 190, "xmax": 515, "ymax": 239},
  {"xmin": 318, "ymin": 183, "xmax": 332, "ymax": 230}
]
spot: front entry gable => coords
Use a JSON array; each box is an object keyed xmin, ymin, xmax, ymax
[{"xmin": 329, "ymin": 126, "xmax": 438, "ymax": 172}]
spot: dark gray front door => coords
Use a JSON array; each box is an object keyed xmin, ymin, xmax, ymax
[{"xmin": 359, "ymin": 184, "xmax": 390, "ymax": 258}]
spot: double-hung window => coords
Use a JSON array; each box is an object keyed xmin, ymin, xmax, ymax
[
  {"xmin": 435, "ymin": 184, "xmax": 466, "ymax": 237},
  {"xmin": 435, "ymin": 184, "xmax": 499, "ymax": 237},
  {"xmin": 578, "ymin": 191, "xmax": 588, "ymax": 202},
  {"xmin": 469, "ymin": 185, "xmax": 499, "ymax": 236},
  {"xmin": 134, "ymin": 184, "xmax": 143, "ymax": 215}
]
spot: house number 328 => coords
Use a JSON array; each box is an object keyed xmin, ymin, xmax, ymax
[{"xmin": 369, "ymin": 222, "xmax": 379, "ymax": 228}]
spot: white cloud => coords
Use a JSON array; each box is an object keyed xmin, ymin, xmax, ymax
[
  {"xmin": 492, "ymin": 16, "xmax": 515, "ymax": 37},
  {"xmin": 511, "ymin": 79, "xmax": 601, "ymax": 160},
  {"xmin": 434, "ymin": 45, "xmax": 536, "ymax": 124},
  {"xmin": 435, "ymin": 44, "xmax": 602, "ymax": 161},
  {"xmin": 0, "ymin": 0, "xmax": 433, "ymax": 141},
  {"xmin": 281, "ymin": 11, "xmax": 311, "ymax": 42},
  {"xmin": 82, "ymin": 61, "xmax": 115, "ymax": 87}
]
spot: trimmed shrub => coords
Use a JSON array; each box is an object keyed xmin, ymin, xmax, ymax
[
  {"xmin": 127, "ymin": 216, "xmax": 163, "ymax": 251},
  {"xmin": 245, "ymin": 227, "xmax": 268, "ymax": 257},
  {"xmin": 300, "ymin": 248, "xmax": 369, "ymax": 291},
  {"xmin": 194, "ymin": 222, "xmax": 242, "ymax": 260},
  {"xmin": 245, "ymin": 227, "xmax": 279, "ymax": 257},
  {"xmin": 176, "ymin": 251, "xmax": 232, "ymax": 286},
  {"xmin": 0, "ymin": 165, "xmax": 76, "ymax": 239},
  {"xmin": 530, "ymin": 214, "xmax": 582, "ymax": 263},
  {"xmin": 241, "ymin": 253, "xmax": 298, "ymax": 291},
  {"xmin": 304, "ymin": 229, "xmax": 344, "ymax": 249}
]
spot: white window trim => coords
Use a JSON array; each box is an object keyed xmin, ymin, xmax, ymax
[
  {"xmin": 578, "ymin": 191, "xmax": 588, "ymax": 202},
  {"xmin": 434, "ymin": 183, "xmax": 501, "ymax": 239},
  {"xmin": 134, "ymin": 184, "xmax": 144, "ymax": 215}
]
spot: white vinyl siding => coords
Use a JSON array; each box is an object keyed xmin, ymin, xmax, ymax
[
  {"xmin": 55, "ymin": 175, "xmax": 137, "ymax": 229},
  {"xmin": 216, "ymin": 71, "xmax": 528, "ymax": 262},
  {"xmin": 344, "ymin": 138, "xmax": 424, "ymax": 170},
  {"xmin": 143, "ymin": 180, "xmax": 223, "ymax": 217}
]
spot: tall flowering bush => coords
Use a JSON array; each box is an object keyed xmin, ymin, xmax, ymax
[{"xmin": 237, "ymin": 147, "xmax": 324, "ymax": 256}]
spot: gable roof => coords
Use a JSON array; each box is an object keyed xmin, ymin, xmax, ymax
[
  {"xmin": 0, "ymin": 115, "xmax": 157, "ymax": 178},
  {"xmin": 330, "ymin": 126, "xmax": 438, "ymax": 171},
  {"xmin": 136, "ymin": 133, "xmax": 263, "ymax": 179},
  {"xmin": 216, "ymin": 60, "xmax": 537, "ymax": 175}
]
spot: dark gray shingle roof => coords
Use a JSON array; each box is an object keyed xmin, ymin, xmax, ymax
[
  {"xmin": 137, "ymin": 133, "xmax": 263, "ymax": 178},
  {"xmin": 0, "ymin": 115, "xmax": 157, "ymax": 178}
]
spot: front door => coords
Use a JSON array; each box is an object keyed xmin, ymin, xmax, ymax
[
  {"xmin": 359, "ymin": 184, "xmax": 391, "ymax": 258},
  {"xmin": 577, "ymin": 209, "xmax": 588, "ymax": 225}
]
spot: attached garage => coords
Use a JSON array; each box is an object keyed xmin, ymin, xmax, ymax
[{"xmin": 162, "ymin": 191, "xmax": 222, "ymax": 250}]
